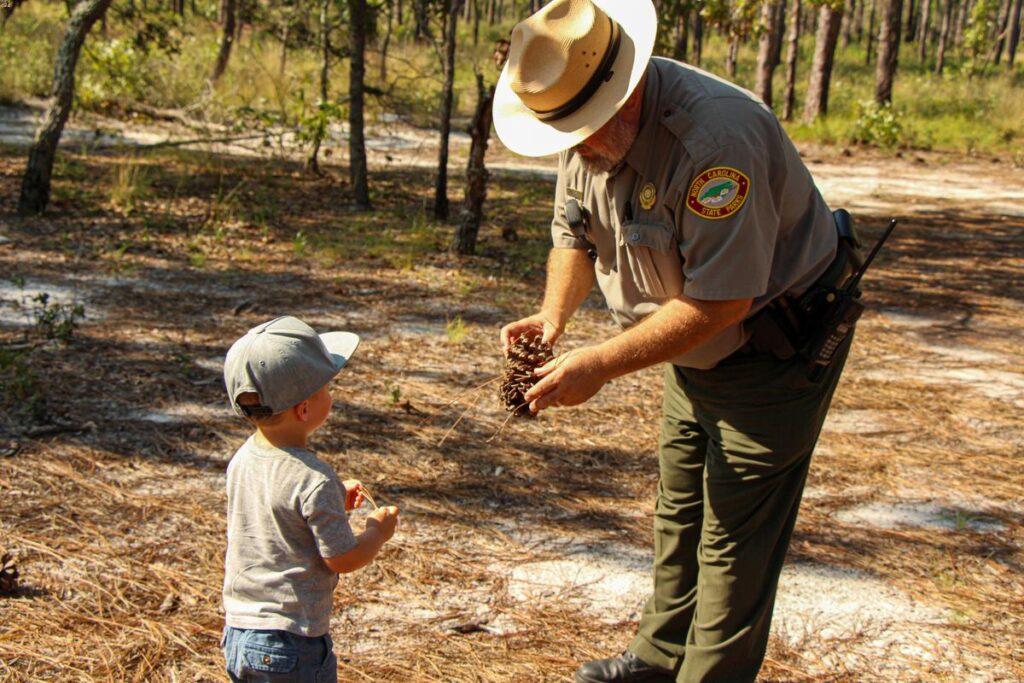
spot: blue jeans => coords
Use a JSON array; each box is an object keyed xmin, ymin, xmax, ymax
[{"xmin": 222, "ymin": 627, "xmax": 337, "ymax": 683}]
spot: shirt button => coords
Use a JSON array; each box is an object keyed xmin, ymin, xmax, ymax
[
  {"xmin": 263, "ymin": 655, "xmax": 272, "ymax": 665},
  {"xmin": 630, "ymin": 232, "xmax": 640, "ymax": 243}
]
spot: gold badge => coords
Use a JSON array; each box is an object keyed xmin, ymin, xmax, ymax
[{"xmin": 639, "ymin": 182, "xmax": 657, "ymax": 211}]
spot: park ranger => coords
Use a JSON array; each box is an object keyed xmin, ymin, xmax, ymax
[{"xmin": 494, "ymin": 0, "xmax": 859, "ymax": 682}]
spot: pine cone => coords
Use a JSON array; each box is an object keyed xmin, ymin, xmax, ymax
[
  {"xmin": 500, "ymin": 333, "xmax": 554, "ymax": 418},
  {"xmin": 0, "ymin": 552, "xmax": 18, "ymax": 595}
]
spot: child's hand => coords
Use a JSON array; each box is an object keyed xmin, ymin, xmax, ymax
[
  {"xmin": 366, "ymin": 506, "xmax": 400, "ymax": 542},
  {"xmin": 342, "ymin": 479, "xmax": 365, "ymax": 512}
]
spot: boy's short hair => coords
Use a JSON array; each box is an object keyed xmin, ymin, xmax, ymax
[{"xmin": 224, "ymin": 316, "xmax": 359, "ymax": 419}]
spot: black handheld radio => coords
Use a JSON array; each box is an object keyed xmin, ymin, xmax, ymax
[{"xmin": 805, "ymin": 218, "xmax": 898, "ymax": 370}]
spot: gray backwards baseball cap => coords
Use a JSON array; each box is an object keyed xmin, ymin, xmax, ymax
[{"xmin": 224, "ymin": 316, "xmax": 360, "ymax": 418}]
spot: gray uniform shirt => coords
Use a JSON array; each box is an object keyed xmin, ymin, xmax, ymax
[
  {"xmin": 552, "ymin": 57, "xmax": 837, "ymax": 369},
  {"xmin": 223, "ymin": 436, "xmax": 357, "ymax": 636}
]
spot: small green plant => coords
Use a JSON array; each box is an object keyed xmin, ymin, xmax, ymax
[
  {"xmin": 0, "ymin": 347, "xmax": 46, "ymax": 422},
  {"xmin": 851, "ymin": 100, "xmax": 905, "ymax": 149},
  {"xmin": 386, "ymin": 382, "xmax": 402, "ymax": 406},
  {"xmin": 293, "ymin": 230, "xmax": 309, "ymax": 257},
  {"xmin": 445, "ymin": 316, "xmax": 467, "ymax": 344},
  {"xmin": 31, "ymin": 294, "xmax": 85, "ymax": 343},
  {"xmin": 109, "ymin": 157, "xmax": 150, "ymax": 215}
]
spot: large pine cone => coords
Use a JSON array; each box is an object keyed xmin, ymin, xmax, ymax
[
  {"xmin": 0, "ymin": 552, "xmax": 18, "ymax": 595},
  {"xmin": 500, "ymin": 333, "xmax": 555, "ymax": 418}
]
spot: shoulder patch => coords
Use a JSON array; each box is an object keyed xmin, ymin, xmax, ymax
[{"xmin": 686, "ymin": 167, "xmax": 750, "ymax": 220}]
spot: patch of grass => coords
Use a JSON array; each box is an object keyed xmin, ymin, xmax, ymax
[
  {"xmin": 109, "ymin": 156, "xmax": 151, "ymax": 215},
  {"xmin": 445, "ymin": 315, "xmax": 467, "ymax": 344}
]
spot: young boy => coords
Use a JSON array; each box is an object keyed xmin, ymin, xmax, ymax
[{"xmin": 221, "ymin": 315, "xmax": 400, "ymax": 683}]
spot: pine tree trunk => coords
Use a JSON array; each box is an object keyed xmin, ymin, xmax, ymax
[
  {"xmin": 693, "ymin": 12, "xmax": 705, "ymax": 66},
  {"xmin": 348, "ymin": 0, "xmax": 371, "ymax": 209},
  {"xmin": 674, "ymin": 9, "xmax": 690, "ymax": 61},
  {"xmin": 380, "ymin": 0, "xmax": 393, "ymax": 82},
  {"xmin": 954, "ymin": 0, "xmax": 971, "ymax": 49},
  {"xmin": 278, "ymin": 23, "xmax": 289, "ymax": 79},
  {"xmin": 434, "ymin": 0, "xmax": 461, "ymax": 220},
  {"xmin": 992, "ymin": 0, "xmax": 1011, "ymax": 63},
  {"xmin": 1008, "ymin": 0, "xmax": 1023, "ymax": 67},
  {"xmin": 473, "ymin": 0, "xmax": 481, "ymax": 44},
  {"xmin": 18, "ymin": 0, "xmax": 112, "ymax": 215},
  {"xmin": 904, "ymin": 0, "xmax": 917, "ymax": 40},
  {"xmin": 866, "ymin": 0, "xmax": 877, "ymax": 63},
  {"xmin": 875, "ymin": 0, "xmax": 902, "ymax": 104},
  {"xmin": 918, "ymin": 0, "xmax": 932, "ymax": 61},
  {"xmin": 803, "ymin": 2, "xmax": 843, "ymax": 122},
  {"xmin": 854, "ymin": 0, "xmax": 866, "ymax": 42},
  {"xmin": 755, "ymin": 0, "xmax": 779, "ymax": 106},
  {"xmin": 414, "ymin": 0, "xmax": 430, "ymax": 41},
  {"xmin": 453, "ymin": 73, "xmax": 495, "ymax": 255},
  {"xmin": 725, "ymin": 33, "xmax": 740, "ymax": 77},
  {"xmin": 935, "ymin": 0, "xmax": 954, "ymax": 73},
  {"xmin": 772, "ymin": 0, "xmax": 788, "ymax": 66},
  {"xmin": 211, "ymin": 0, "xmax": 236, "ymax": 82},
  {"xmin": 842, "ymin": 0, "xmax": 856, "ymax": 47},
  {"xmin": 307, "ymin": 0, "xmax": 330, "ymax": 175},
  {"xmin": 783, "ymin": 0, "xmax": 802, "ymax": 121}
]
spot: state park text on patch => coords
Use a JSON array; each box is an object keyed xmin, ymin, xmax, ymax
[{"xmin": 686, "ymin": 167, "xmax": 750, "ymax": 220}]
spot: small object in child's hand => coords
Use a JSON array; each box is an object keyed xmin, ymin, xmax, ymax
[{"xmin": 361, "ymin": 488, "xmax": 379, "ymax": 510}]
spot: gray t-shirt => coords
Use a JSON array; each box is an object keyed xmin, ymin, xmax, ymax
[
  {"xmin": 223, "ymin": 436, "xmax": 357, "ymax": 636},
  {"xmin": 552, "ymin": 58, "xmax": 837, "ymax": 369}
]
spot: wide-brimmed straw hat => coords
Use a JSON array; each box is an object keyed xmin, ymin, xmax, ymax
[{"xmin": 493, "ymin": 0, "xmax": 657, "ymax": 157}]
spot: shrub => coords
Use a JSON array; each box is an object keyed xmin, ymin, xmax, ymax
[{"xmin": 850, "ymin": 100, "xmax": 905, "ymax": 148}]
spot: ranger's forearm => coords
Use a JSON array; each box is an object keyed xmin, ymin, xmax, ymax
[
  {"xmin": 594, "ymin": 295, "xmax": 752, "ymax": 380},
  {"xmin": 540, "ymin": 247, "xmax": 595, "ymax": 331}
]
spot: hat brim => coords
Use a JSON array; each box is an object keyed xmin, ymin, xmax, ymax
[
  {"xmin": 320, "ymin": 331, "xmax": 360, "ymax": 371},
  {"xmin": 493, "ymin": 0, "xmax": 657, "ymax": 158}
]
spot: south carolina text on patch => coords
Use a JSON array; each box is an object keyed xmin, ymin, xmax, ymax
[{"xmin": 686, "ymin": 167, "xmax": 750, "ymax": 220}]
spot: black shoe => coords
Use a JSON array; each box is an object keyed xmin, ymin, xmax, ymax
[{"xmin": 574, "ymin": 650, "xmax": 675, "ymax": 683}]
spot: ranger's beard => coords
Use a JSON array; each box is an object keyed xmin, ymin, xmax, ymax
[{"xmin": 572, "ymin": 112, "xmax": 640, "ymax": 174}]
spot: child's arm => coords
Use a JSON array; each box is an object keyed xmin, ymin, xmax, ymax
[{"xmin": 323, "ymin": 506, "xmax": 399, "ymax": 574}]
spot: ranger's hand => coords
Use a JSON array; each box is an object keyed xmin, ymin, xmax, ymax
[
  {"xmin": 524, "ymin": 347, "xmax": 609, "ymax": 413},
  {"xmin": 500, "ymin": 313, "xmax": 562, "ymax": 353}
]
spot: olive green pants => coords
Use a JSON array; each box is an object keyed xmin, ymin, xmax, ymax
[{"xmin": 629, "ymin": 337, "xmax": 852, "ymax": 683}]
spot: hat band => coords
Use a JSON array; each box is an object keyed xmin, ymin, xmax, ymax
[
  {"xmin": 532, "ymin": 17, "xmax": 622, "ymax": 123},
  {"xmin": 240, "ymin": 404, "xmax": 275, "ymax": 418}
]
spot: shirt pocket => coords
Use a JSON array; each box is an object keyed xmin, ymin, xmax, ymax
[{"xmin": 620, "ymin": 221, "xmax": 684, "ymax": 300}]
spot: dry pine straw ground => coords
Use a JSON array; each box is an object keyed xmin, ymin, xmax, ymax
[{"xmin": 0, "ymin": 146, "xmax": 1021, "ymax": 682}]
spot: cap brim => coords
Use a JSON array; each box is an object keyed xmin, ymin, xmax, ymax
[
  {"xmin": 493, "ymin": 0, "xmax": 657, "ymax": 158},
  {"xmin": 320, "ymin": 331, "xmax": 360, "ymax": 371}
]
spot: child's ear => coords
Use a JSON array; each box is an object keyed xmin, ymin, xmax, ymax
[{"xmin": 294, "ymin": 400, "xmax": 310, "ymax": 422}]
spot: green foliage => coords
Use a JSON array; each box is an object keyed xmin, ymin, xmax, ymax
[
  {"xmin": 445, "ymin": 315, "xmax": 467, "ymax": 344},
  {"xmin": 386, "ymin": 381, "xmax": 402, "ymax": 405},
  {"xmin": 292, "ymin": 230, "xmax": 309, "ymax": 257},
  {"xmin": 0, "ymin": 3, "xmax": 64, "ymax": 101},
  {"xmin": 30, "ymin": 293, "xmax": 85, "ymax": 343},
  {"xmin": 0, "ymin": 347, "xmax": 45, "ymax": 422},
  {"xmin": 961, "ymin": 0, "xmax": 1002, "ymax": 75},
  {"xmin": 296, "ymin": 101, "xmax": 346, "ymax": 157},
  {"xmin": 850, "ymin": 100, "xmax": 905, "ymax": 148},
  {"xmin": 80, "ymin": 39, "xmax": 145, "ymax": 103}
]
